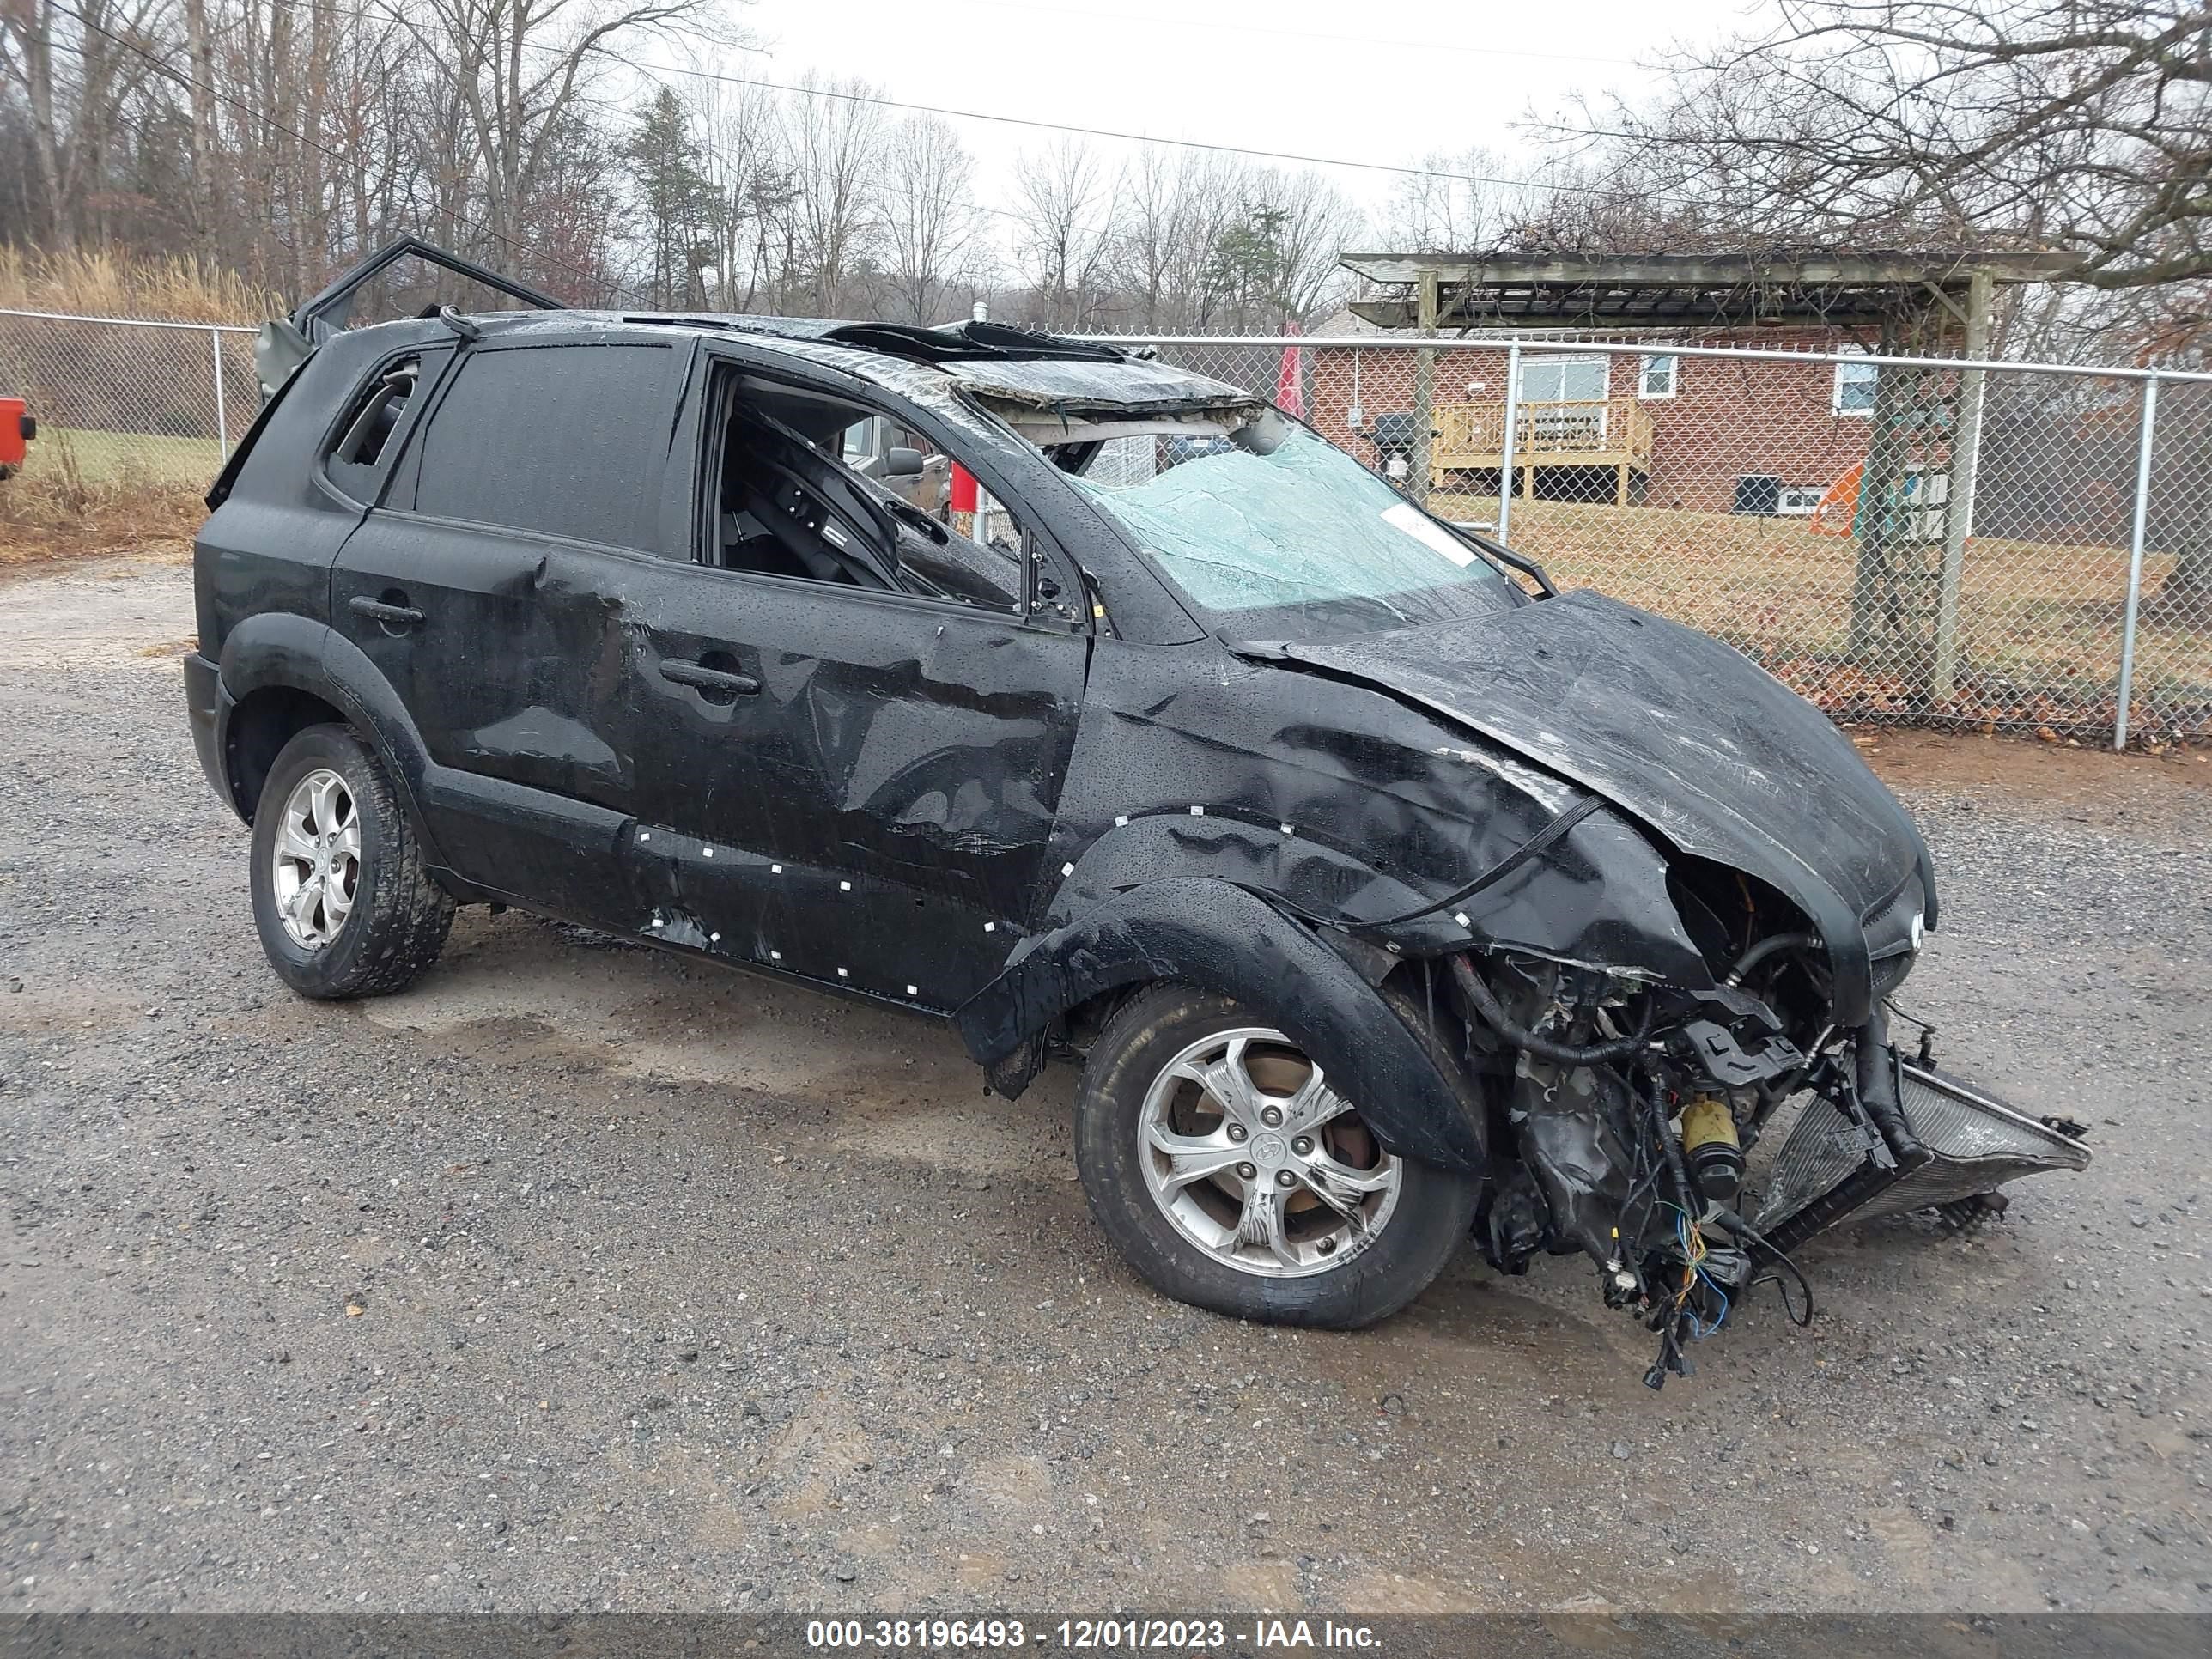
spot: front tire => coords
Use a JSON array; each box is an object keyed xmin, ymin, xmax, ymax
[
  {"xmin": 248, "ymin": 723, "xmax": 453, "ymax": 1000},
  {"xmin": 1074, "ymin": 983, "xmax": 1479, "ymax": 1328}
]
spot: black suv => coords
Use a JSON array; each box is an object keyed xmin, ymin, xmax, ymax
[{"xmin": 184, "ymin": 248, "xmax": 2083, "ymax": 1380}]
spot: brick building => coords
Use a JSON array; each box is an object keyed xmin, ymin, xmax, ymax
[
  {"xmin": 1302, "ymin": 320, "xmax": 1884, "ymax": 514},
  {"xmin": 1307, "ymin": 252, "xmax": 2069, "ymax": 519}
]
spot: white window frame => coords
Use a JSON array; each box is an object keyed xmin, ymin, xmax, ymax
[
  {"xmin": 1516, "ymin": 354, "xmax": 1609, "ymax": 404},
  {"xmin": 1832, "ymin": 354, "xmax": 1878, "ymax": 418},
  {"xmin": 1638, "ymin": 353, "xmax": 1679, "ymax": 401}
]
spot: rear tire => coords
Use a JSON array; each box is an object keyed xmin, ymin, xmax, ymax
[
  {"xmin": 248, "ymin": 723, "xmax": 453, "ymax": 1000},
  {"xmin": 1074, "ymin": 982, "xmax": 1479, "ymax": 1329}
]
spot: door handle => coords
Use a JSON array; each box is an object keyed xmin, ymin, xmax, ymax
[
  {"xmin": 349, "ymin": 595, "xmax": 426, "ymax": 627},
  {"xmin": 660, "ymin": 659, "xmax": 760, "ymax": 697}
]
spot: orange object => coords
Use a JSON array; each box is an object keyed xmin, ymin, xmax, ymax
[
  {"xmin": 0, "ymin": 397, "xmax": 29, "ymax": 470},
  {"xmin": 1809, "ymin": 462, "xmax": 1862, "ymax": 535}
]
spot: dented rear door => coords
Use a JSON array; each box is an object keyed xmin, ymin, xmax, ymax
[{"xmin": 329, "ymin": 337, "xmax": 688, "ymax": 916}]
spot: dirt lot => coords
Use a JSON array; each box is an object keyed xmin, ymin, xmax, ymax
[{"xmin": 1, "ymin": 556, "xmax": 2208, "ymax": 1618}]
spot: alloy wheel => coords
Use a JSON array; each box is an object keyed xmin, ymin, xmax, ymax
[
  {"xmin": 270, "ymin": 767, "xmax": 360, "ymax": 950},
  {"xmin": 1136, "ymin": 1027, "xmax": 1403, "ymax": 1278}
]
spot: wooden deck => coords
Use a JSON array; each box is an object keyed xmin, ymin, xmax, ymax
[{"xmin": 1431, "ymin": 398, "xmax": 1656, "ymax": 502}]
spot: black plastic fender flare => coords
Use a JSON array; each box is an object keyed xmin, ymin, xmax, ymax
[
  {"xmin": 217, "ymin": 611, "xmax": 448, "ymax": 869},
  {"xmin": 953, "ymin": 877, "xmax": 1489, "ymax": 1173}
]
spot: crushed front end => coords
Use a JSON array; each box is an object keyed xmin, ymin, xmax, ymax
[
  {"xmin": 1233, "ymin": 591, "xmax": 2094, "ymax": 1386},
  {"xmin": 1434, "ymin": 855, "xmax": 2088, "ymax": 1388}
]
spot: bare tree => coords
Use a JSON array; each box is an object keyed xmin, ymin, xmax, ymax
[
  {"xmin": 382, "ymin": 0, "xmax": 731, "ymax": 283},
  {"xmin": 1380, "ymin": 148, "xmax": 1533, "ymax": 255},
  {"xmin": 781, "ymin": 72, "xmax": 884, "ymax": 315},
  {"xmin": 690, "ymin": 66, "xmax": 783, "ymax": 311},
  {"xmin": 1109, "ymin": 147, "xmax": 1184, "ymax": 331},
  {"xmin": 1552, "ymin": 2, "xmax": 2212, "ymax": 311},
  {"xmin": 1109, "ymin": 149, "xmax": 1254, "ymax": 332},
  {"xmin": 1264, "ymin": 168, "xmax": 1364, "ymax": 325},
  {"xmin": 878, "ymin": 112, "xmax": 981, "ymax": 324},
  {"xmin": 1, "ymin": 0, "xmax": 167, "ymax": 246},
  {"xmin": 1010, "ymin": 136, "xmax": 1117, "ymax": 331}
]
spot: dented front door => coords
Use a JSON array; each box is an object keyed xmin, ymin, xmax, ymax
[{"xmin": 609, "ymin": 573, "xmax": 1088, "ymax": 1013}]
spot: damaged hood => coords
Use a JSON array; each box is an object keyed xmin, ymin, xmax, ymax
[{"xmin": 1268, "ymin": 591, "xmax": 1934, "ymax": 1009}]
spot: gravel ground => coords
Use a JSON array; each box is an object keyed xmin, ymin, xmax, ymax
[{"xmin": 1, "ymin": 556, "xmax": 2207, "ymax": 1618}]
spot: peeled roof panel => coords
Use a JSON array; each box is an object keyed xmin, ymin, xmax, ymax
[{"xmin": 945, "ymin": 356, "xmax": 1262, "ymax": 418}]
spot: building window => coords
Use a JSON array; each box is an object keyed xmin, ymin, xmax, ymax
[
  {"xmin": 1638, "ymin": 354, "xmax": 1679, "ymax": 400},
  {"xmin": 1833, "ymin": 356, "xmax": 1878, "ymax": 417},
  {"xmin": 1516, "ymin": 355, "xmax": 1608, "ymax": 404}
]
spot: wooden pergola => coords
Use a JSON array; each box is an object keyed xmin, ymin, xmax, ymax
[
  {"xmin": 1337, "ymin": 251, "xmax": 2075, "ymax": 333},
  {"xmin": 1337, "ymin": 250, "xmax": 2075, "ymax": 700}
]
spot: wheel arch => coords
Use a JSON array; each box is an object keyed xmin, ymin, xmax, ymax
[
  {"xmin": 217, "ymin": 612, "xmax": 447, "ymax": 869},
  {"xmin": 225, "ymin": 684, "xmax": 349, "ymax": 823},
  {"xmin": 954, "ymin": 878, "xmax": 1488, "ymax": 1174}
]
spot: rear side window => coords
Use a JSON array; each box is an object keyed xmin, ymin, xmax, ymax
[
  {"xmin": 325, "ymin": 353, "xmax": 434, "ymax": 502},
  {"xmin": 412, "ymin": 343, "xmax": 679, "ymax": 552}
]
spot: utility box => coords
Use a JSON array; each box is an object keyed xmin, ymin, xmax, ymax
[{"xmin": 1733, "ymin": 474, "xmax": 1782, "ymax": 516}]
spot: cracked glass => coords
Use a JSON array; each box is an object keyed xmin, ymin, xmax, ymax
[{"xmin": 1073, "ymin": 426, "xmax": 1518, "ymax": 639}]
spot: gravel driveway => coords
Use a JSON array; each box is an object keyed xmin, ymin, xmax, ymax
[{"xmin": 2, "ymin": 556, "xmax": 2207, "ymax": 1618}]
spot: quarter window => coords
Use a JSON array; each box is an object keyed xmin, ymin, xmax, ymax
[
  {"xmin": 412, "ymin": 343, "xmax": 679, "ymax": 552},
  {"xmin": 325, "ymin": 356, "xmax": 425, "ymax": 501}
]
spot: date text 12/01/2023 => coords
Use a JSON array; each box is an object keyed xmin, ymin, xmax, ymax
[{"xmin": 805, "ymin": 1619, "xmax": 1383, "ymax": 1650}]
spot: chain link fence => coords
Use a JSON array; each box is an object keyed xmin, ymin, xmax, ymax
[
  {"xmin": 0, "ymin": 308, "xmax": 256, "ymax": 491},
  {"xmin": 1090, "ymin": 334, "xmax": 2212, "ymax": 748},
  {"xmin": 2, "ymin": 308, "xmax": 2206, "ymax": 746}
]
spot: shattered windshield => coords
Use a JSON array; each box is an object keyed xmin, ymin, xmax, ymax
[{"xmin": 1071, "ymin": 424, "xmax": 1522, "ymax": 639}]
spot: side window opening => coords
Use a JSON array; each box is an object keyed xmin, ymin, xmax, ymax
[
  {"xmin": 325, "ymin": 356, "xmax": 422, "ymax": 497},
  {"xmin": 713, "ymin": 374, "xmax": 1027, "ymax": 614}
]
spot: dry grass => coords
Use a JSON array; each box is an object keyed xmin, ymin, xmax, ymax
[
  {"xmin": 0, "ymin": 246, "xmax": 278, "ymax": 325},
  {"xmin": 40, "ymin": 427, "xmax": 226, "ymax": 487},
  {"xmin": 0, "ymin": 245, "xmax": 250, "ymax": 571},
  {"xmin": 1, "ymin": 441, "xmax": 202, "ymax": 573},
  {"xmin": 1434, "ymin": 493, "xmax": 2212, "ymax": 733}
]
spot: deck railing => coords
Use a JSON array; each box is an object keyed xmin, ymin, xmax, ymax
[{"xmin": 1433, "ymin": 397, "xmax": 1657, "ymax": 469}]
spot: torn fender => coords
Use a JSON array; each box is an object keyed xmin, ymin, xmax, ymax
[
  {"xmin": 1264, "ymin": 592, "xmax": 1937, "ymax": 1024},
  {"xmin": 952, "ymin": 877, "xmax": 1488, "ymax": 1173}
]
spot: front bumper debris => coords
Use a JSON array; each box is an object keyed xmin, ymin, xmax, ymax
[{"xmin": 1753, "ymin": 1055, "xmax": 2092, "ymax": 1254}]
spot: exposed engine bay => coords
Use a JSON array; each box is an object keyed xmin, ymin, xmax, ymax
[{"xmin": 1449, "ymin": 929, "xmax": 2089, "ymax": 1389}]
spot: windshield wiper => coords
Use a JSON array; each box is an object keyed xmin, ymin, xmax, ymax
[{"xmin": 1459, "ymin": 530, "xmax": 1557, "ymax": 598}]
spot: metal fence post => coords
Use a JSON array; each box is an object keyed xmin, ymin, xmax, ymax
[
  {"xmin": 2114, "ymin": 373, "xmax": 2161, "ymax": 750},
  {"xmin": 1497, "ymin": 342, "xmax": 1522, "ymax": 544},
  {"xmin": 209, "ymin": 327, "xmax": 230, "ymax": 454}
]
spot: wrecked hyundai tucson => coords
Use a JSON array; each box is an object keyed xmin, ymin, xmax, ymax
[{"xmin": 184, "ymin": 261, "xmax": 2087, "ymax": 1384}]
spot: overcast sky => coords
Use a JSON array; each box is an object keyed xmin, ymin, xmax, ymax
[{"xmin": 649, "ymin": 0, "xmax": 1762, "ymax": 246}]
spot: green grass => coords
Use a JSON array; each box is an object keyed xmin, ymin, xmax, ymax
[{"xmin": 40, "ymin": 427, "xmax": 226, "ymax": 486}]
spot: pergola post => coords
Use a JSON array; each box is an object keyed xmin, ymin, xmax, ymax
[{"xmin": 1930, "ymin": 269, "xmax": 1992, "ymax": 705}]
